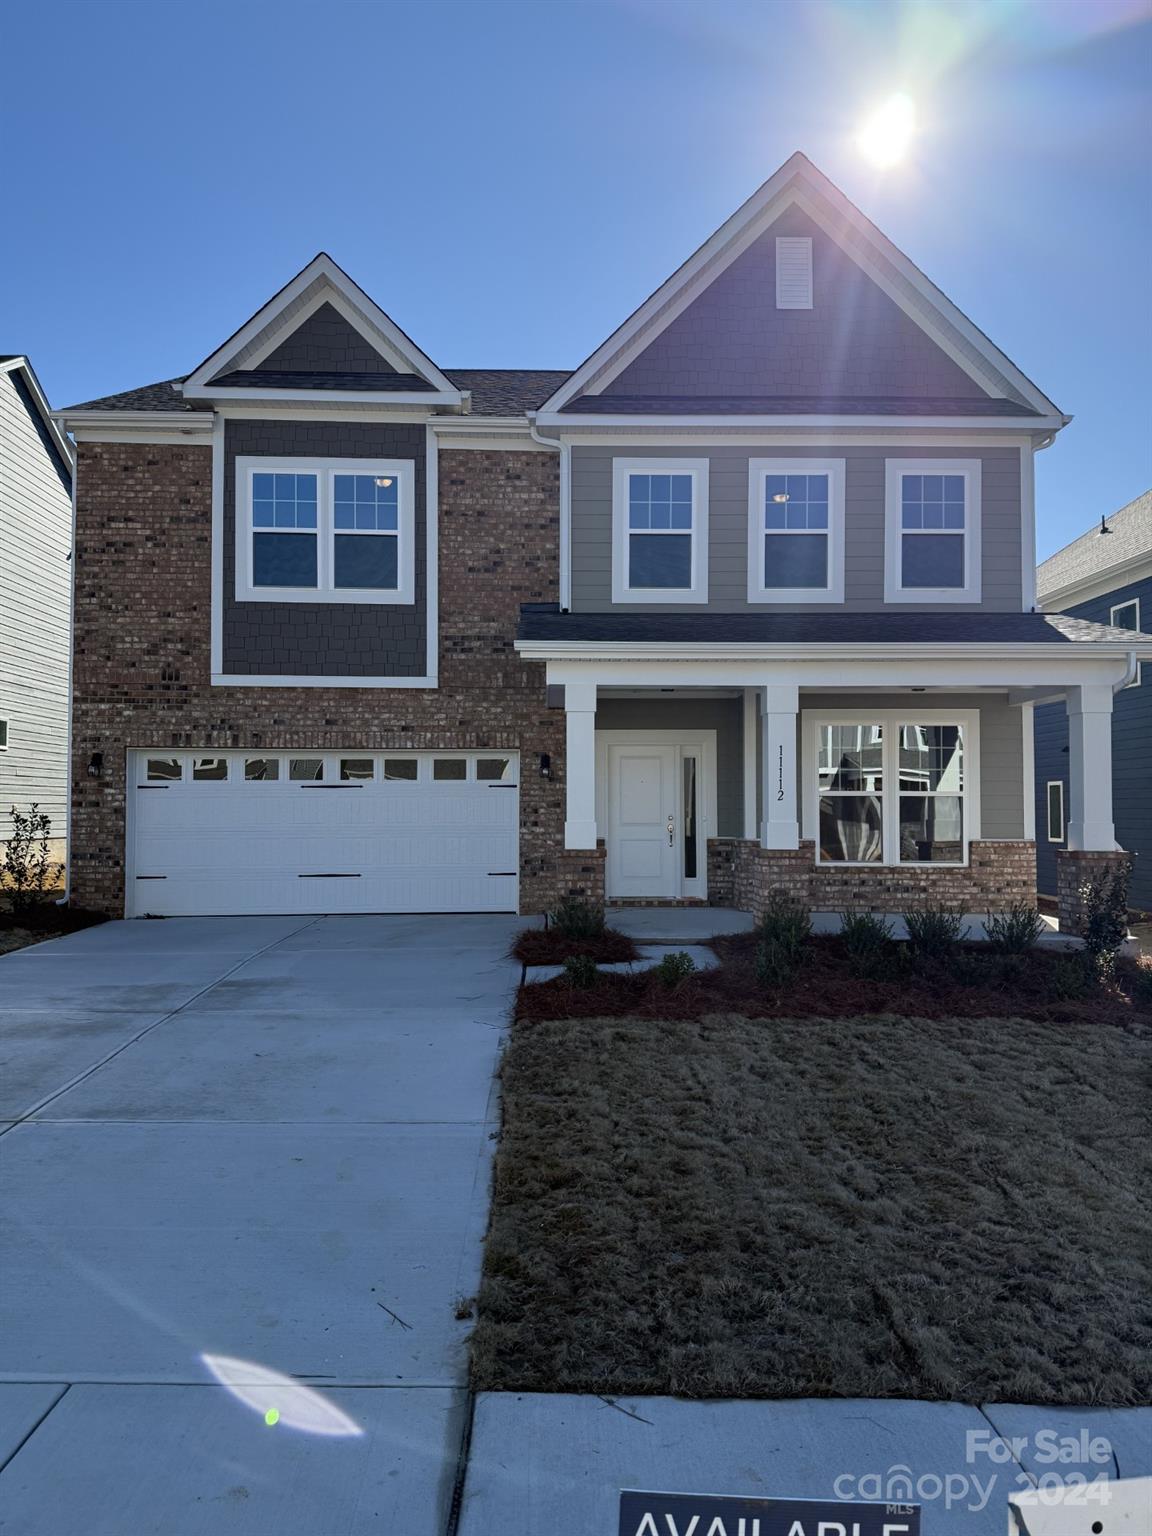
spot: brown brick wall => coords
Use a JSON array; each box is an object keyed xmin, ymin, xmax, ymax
[
  {"xmin": 1055, "ymin": 850, "xmax": 1134, "ymax": 937},
  {"xmin": 710, "ymin": 837, "xmax": 1037, "ymax": 920},
  {"xmin": 70, "ymin": 441, "xmax": 578, "ymax": 916}
]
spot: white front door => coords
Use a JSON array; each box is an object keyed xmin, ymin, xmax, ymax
[{"xmin": 605, "ymin": 744, "xmax": 681, "ymax": 900}]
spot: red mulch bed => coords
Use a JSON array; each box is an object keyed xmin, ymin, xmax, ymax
[
  {"xmin": 511, "ymin": 926, "xmax": 640, "ymax": 966},
  {"xmin": 516, "ymin": 930, "xmax": 1152, "ymax": 1026}
]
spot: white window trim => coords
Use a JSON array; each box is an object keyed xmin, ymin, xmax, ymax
[
  {"xmin": 234, "ymin": 456, "xmax": 416, "ymax": 605},
  {"xmin": 746, "ymin": 457, "xmax": 845, "ymax": 604},
  {"xmin": 802, "ymin": 709, "xmax": 980, "ymax": 868},
  {"xmin": 1046, "ymin": 779, "xmax": 1065, "ymax": 844},
  {"xmin": 1110, "ymin": 599, "xmax": 1142, "ymax": 686},
  {"xmin": 611, "ymin": 457, "xmax": 709, "ymax": 605},
  {"xmin": 884, "ymin": 458, "xmax": 982, "ymax": 604}
]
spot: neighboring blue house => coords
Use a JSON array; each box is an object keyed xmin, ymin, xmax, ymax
[{"xmin": 1035, "ymin": 490, "xmax": 1152, "ymax": 911}]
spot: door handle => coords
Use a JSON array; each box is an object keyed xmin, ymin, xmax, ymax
[{"xmin": 667, "ymin": 815, "xmax": 675, "ymax": 847}]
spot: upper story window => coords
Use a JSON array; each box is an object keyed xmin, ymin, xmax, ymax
[
  {"xmin": 747, "ymin": 458, "xmax": 845, "ymax": 604},
  {"xmin": 235, "ymin": 457, "xmax": 415, "ymax": 605},
  {"xmin": 884, "ymin": 459, "xmax": 982, "ymax": 604},
  {"xmin": 1110, "ymin": 598, "xmax": 1142, "ymax": 687},
  {"xmin": 611, "ymin": 458, "xmax": 709, "ymax": 604}
]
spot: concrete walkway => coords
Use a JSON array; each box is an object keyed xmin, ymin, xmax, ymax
[{"xmin": 0, "ymin": 913, "xmax": 524, "ymax": 1534}]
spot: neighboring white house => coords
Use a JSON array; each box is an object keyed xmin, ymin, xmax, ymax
[{"xmin": 0, "ymin": 356, "xmax": 74, "ymax": 862}]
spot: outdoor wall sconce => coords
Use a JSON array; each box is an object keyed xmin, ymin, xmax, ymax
[
  {"xmin": 538, "ymin": 753, "xmax": 552, "ymax": 780},
  {"xmin": 86, "ymin": 752, "xmax": 104, "ymax": 779}
]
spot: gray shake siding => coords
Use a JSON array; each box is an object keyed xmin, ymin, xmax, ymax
[
  {"xmin": 0, "ymin": 369, "xmax": 72, "ymax": 847},
  {"xmin": 222, "ymin": 420, "xmax": 426, "ymax": 677},
  {"xmin": 571, "ymin": 444, "xmax": 1022, "ymax": 613},
  {"xmin": 604, "ymin": 207, "xmax": 987, "ymax": 401},
  {"xmin": 255, "ymin": 303, "xmax": 395, "ymax": 374},
  {"xmin": 1035, "ymin": 571, "xmax": 1152, "ymax": 908}
]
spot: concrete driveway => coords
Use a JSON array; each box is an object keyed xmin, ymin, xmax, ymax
[{"xmin": 0, "ymin": 913, "xmax": 522, "ymax": 1534}]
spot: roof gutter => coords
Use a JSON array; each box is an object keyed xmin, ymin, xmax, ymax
[
  {"xmin": 1115, "ymin": 650, "xmax": 1139, "ymax": 693},
  {"xmin": 526, "ymin": 414, "xmax": 569, "ymax": 610}
]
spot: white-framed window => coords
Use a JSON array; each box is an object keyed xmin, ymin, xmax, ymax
[
  {"xmin": 803, "ymin": 710, "xmax": 978, "ymax": 867},
  {"xmin": 611, "ymin": 458, "xmax": 709, "ymax": 604},
  {"xmin": 884, "ymin": 459, "xmax": 982, "ymax": 604},
  {"xmin": 0, "ymin": 719, "xmax": 7, "ymax": 750},
  {"xmin": 1046, "ymin": 780, "xmax": 1065, "ymax": 843},
  {"xmin": 235, "ymin": 457, "xmax": 415, "ymax": 605},
  {"xmin": 747, "ymin": 458, "xmax": 845, "ymax": 603},
  {"xmin": 1110, "ymin": 598, "xmax": 1142, "ymax": 686}
]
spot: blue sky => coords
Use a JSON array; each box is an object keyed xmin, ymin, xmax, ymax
[{"xmin": 6, "ymin": 0, "xmax": 1149, "ymax": 558}]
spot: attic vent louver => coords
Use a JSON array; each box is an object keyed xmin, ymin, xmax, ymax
[{"xmin": 775, "ymin": 237, "xmax": 813, "ymax": 310}]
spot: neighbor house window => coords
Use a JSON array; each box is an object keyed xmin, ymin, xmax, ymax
[
  {"xmin": 1046, "ymin": 780, "xmax": 1065, "ymax": 843},
  {"xmin": 884, "ymin": 460, "xmax": 981, "ymax": 603},
  {"xmin": 1110, "ymin": 598, "xmax": 1142, "ymax": 686},
  {"xmin": 611, "ymin": 458, "xmax": 708, "ymax": 603},
  {"xmin": 806, "ymin": 713, "xmax": 974, "ymax": 865},
  {"xmin": 747, "ymin": 458, "xmax": 844, "ymax": 602},
  {"xmin": 0, "ymin": 720, "xmax": 7, "ymax": 750},
  {"xmin": 235, "ymin": 458, "xmax": 415, "ymax": 605}
]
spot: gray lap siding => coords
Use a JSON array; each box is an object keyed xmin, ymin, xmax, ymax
[{"xmin": 570, "ymin": 443, "xmax": 1023, "ymax": 613}]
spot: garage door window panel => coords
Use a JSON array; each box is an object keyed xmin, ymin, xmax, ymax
[{"xmin": 244, "ymin": 758, "xmax": 281, "ymax": 781}]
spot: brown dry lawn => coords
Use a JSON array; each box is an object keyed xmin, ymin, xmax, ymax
[{"xmin": 473, "ymin": 1009, "xmax": 1152, "ymax": 1405}]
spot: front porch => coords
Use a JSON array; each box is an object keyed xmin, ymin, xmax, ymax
[{"xmin": 550, "ymin": 661, "xmax": 1137, "ymax": 936}]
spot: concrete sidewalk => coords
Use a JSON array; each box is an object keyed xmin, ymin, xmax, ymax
[{"xmin": 0, "ymin": 913, "xmax": 523, "ymax": 1534}]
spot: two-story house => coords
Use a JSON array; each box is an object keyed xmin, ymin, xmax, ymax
[
  {"xmin": 1035, "ymin": 490, "xmax": 1151, "ymax": 912},
  {"xmin": 56, "ymin": 153, "xmax": 1148, "ymax": 933},
  {"xmin": 1, "ymin": 355, "xmax": 74, "ymax": 863}
]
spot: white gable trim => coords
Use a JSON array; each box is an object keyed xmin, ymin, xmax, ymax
[
  {"xmin": 181, "ymin": 253, "xmax": 462, "ymax": 402},
  {"xmin": 539, "ymin": 153, "xmax": 1063, "ymax": 421},
  {"xmin": 2, "ymin": 356, "xmax": 76, "ymax": 470}
]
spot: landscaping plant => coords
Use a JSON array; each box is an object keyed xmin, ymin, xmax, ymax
[
  {"xmin": 653, "ymin": 951, "xmax": 696, "ymax": 988},
  {"xmin": 1, "ymin": 805, "xmax": 62, "ymax": 918},
  {"xmin": 902, "ymin": 904, "xmax": 964, "ymax": 958},
  {"xmin": 1078, "ymin": 862, "xmax": 1132, "ymax": 983},
  {"xmin": 547, "ymin": 895, "xmax": 606, "ymax": 940},
  {"xmin": 561, "ymin": 953, "xmax": 599, "ymax": 989},
  {"xmin": 839, "ymin": 910, "xmax": 895, "ymax": 977},
  {"xmin": 757, "ymin": 892, "xmax": 810, "ymax": 958},
  {"xmin": 983, "ymin": 903, "xmax": 1045, "ymax": 954}
]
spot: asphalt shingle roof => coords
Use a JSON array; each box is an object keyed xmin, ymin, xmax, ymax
[
  {"xmin": 516, "ymin": 607, "xmax": 1152, "ymax": 647},
  {"xmin": 63, "ymin": 369, "xmax": 574, "ymax": 417},
  {"xmin": 1037, "ymin": 490, "xmax": 1152, "ymax": 600},
  {"xmin": 559, "ymin": 394, "xmax": 1041, "ymax": 417}
]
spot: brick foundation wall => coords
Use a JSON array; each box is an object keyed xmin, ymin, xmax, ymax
[
  {"xmin": 710, "ymin": 837, "xmax": 1037, "ymax": 920},
  {"xmin": 71, "ymin": 442, "xmax": 572, "ymax": 916},
  {"xmin": 1055, "ymin": 849, "xmax": 1134, "ymax": 937}
]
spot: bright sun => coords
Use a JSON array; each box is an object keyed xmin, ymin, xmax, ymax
[{"xmin": 857, "ymin": 94, "xmax": 916, "ymax": 168}]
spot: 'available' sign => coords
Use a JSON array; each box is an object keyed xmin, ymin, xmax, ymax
[{"xmin": 619, "ymin": 1491, "xmax": 921, "ymax": 1536}]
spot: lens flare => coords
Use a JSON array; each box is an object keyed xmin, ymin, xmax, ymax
[
  {"xmin": 202, "ymin": 1354, "xmax": 363, "ymax": 1437},
  {"xmin": 857, "ymin": 93, "xmax": 916, "ymax": 168}
]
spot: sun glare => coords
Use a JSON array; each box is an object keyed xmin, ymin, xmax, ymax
[{"xmin": 857, "ymin": 94, "xmax": 916, "ymax": 168}]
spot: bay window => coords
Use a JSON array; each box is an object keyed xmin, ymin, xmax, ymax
[
  {"xmin": 747, "ymin": 458, "xmax": 845, "ymax": 602},
  {"xmin": 236, "ymin": 457, "xmax": 415, "ymax": 604},
  {"xmin": 884, "ymin": 459, "xmax": 981, "ymax": 603},
  {"xmin": 611, "ymin": 458, "xmax": 708, "ymax": 603},
  {"xmin": 807, "ymin": 712, "xmax": 975, "ymax": 865}
]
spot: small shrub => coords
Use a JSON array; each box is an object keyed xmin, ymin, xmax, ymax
[
  {"xmin": 548, "ymin": 896, "xmax": 606, "ymax": 941},
  {"xmin": 903, "ymin": 904, "xmax": 964, "ymax": 959},
  {"xmin": 562, "ymin": 953, "xmax": 599, "ymax": 989},
  {"xmin": 1127, "ymin": 955, "xmax": 1152, "ymax": 1006},
  {"xmin": 1078, "ymin": 863, "xmax": 1131, "ymax": 983},
  {"xmin": 653, "ymin": 951, "xmax": 697, "ymax": 988},
  {"xmin": 1, "ymin": 805, "xmax": 62, "ymax": 917},
  {"xmin": 983, "ymin": 903, "xmax": 1045, "ymax": 955},
  {"xmin": 755, "ymin": 936, "xmax": 797, "ymax": 991},
  {"xmin": 1048, "ymin": 951, "xmax": 1095, "ymax": 1001},
  {"xmin": 757, "ymin": 893, "xmax": 810, "ymax": 959},
  {"xmin": 839, "ymin": 910, "xmax": 894, "ymax": 977}
]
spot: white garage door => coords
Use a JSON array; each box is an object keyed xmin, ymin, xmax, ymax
[{"xmin": 126, "ymin": 750, "xmax": 519, "ymax": 916}]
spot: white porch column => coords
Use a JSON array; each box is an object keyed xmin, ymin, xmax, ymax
[
  {"xmin": 1066, "ymin": 683, "xmax": 1116, "ymax": 851},
  {"xmin": 564, "ymin": 681, "xmax": 598, "ymax": 849},
  {"xmin": 759, "ymin": 683, "xmax": 799, "ymax": 850}
]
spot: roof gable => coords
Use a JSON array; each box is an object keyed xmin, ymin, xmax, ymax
[
  {"xmin": 1038, "ymin": 490, "xmax": 1152, "ymax": 604},
  {"xmin": 539, "ymin": 152, "xmax": 1063, "ymax": 422},
  {"xmin": 0, "ymin": 356, "xmax": 74, "ymax": 480},
  {"xmin": 181, "ymin": 254, "xmax": 463, "ymax": 406}
]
